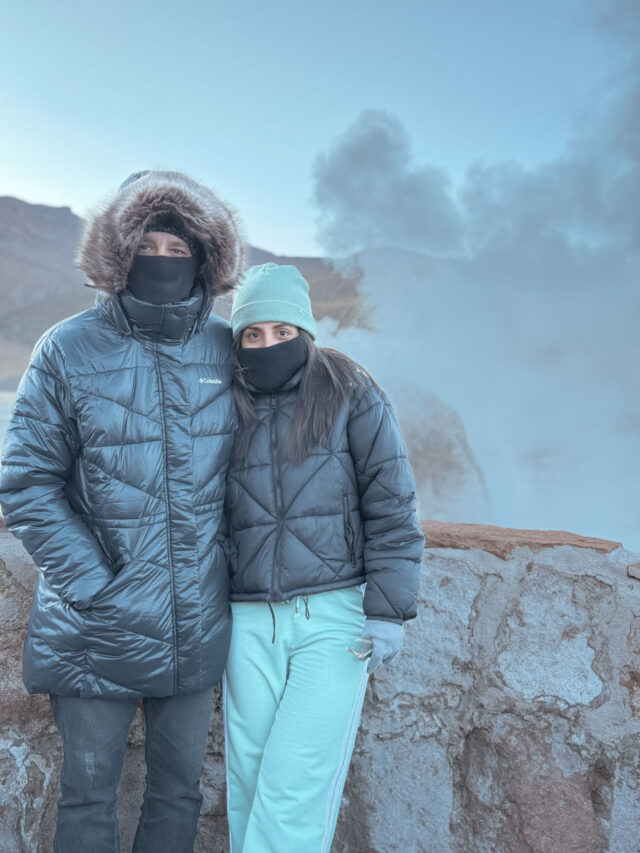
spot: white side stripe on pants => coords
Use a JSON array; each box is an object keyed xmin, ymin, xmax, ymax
[{"xmin": 321, "ymin": 663, "xmax": 369, "ymax": 852}]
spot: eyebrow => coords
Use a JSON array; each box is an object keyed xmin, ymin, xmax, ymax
[
  {"xmin": 244, "ymin": 323, "xmax": 294, "ymax": 332},
  {"xmin": 141, "ymin": 235, "xmax": 188, "ymax": 245}
]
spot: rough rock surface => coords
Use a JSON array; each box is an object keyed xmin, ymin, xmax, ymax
[
  {"xmin": 393, "ymin": 389, "xmax": 492, "ymax": 524},
  {"xmin": 1, "ymin": 524, "xmax": 640, "ymax": 852}
]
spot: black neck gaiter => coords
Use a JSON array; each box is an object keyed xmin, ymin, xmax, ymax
[
  {"xmin": 237, "ymin": 335, "xmax": 308, "ymax": 393},
  {"xmin": 126, "ymin": 255, "xmax": 198, "ymax": 305}
]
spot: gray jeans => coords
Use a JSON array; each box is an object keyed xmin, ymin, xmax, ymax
[{"xmin": 50, "ymin": 688, "xmax": 214, "ymax": 853}]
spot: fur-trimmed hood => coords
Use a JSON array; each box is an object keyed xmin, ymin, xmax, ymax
[{"xmin": 76, "ymin": 170, "xmax": 246, "ymax": 297}]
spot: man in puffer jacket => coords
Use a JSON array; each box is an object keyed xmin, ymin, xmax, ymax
[{"xmin": 0, "ymin": 170, "xmax": 244, "ymax": 853}]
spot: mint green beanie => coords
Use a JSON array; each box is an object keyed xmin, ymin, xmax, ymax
[{"xmin": 230, "ymin": 263, "xmax": 317, "ymax": 339}]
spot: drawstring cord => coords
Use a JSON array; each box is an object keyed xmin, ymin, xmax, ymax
[
  {"xmin": 266, "ymin": 595, "xmax": 310, "ymax": 644},
  {"xmin": 267, "ymin": 601, "xmax": 276, "ymax": 644}
]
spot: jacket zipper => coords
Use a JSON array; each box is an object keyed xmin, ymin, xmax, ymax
[
  {"xmin": 270, "ymin": 394, "xmax": 284, "ymax": 599},
  {"xmin": 343, "ymin": 496, "xmax": 357, "ymax": 568},
  {"xmin": 154, "ymin": 343, "xmax": 179, "ymax": 693}
]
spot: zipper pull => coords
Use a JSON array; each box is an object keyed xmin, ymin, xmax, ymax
[{"xmin": 302, "ymin": 594, "xmax": 310, "ymax": 620}]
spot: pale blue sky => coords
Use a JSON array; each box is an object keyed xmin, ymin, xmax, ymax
[{"xmin": 0, "ymin": 0, "xmax": 623, "ymax": 255}]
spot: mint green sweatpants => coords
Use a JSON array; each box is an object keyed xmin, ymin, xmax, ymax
[{"xmin": 223, "ymin": 586, "xmax": 369, "ymax": 853}]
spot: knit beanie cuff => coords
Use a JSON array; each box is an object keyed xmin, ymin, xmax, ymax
[{"xmin": 231, "ymin": 299, "xmax": 316, "ymax": 339}]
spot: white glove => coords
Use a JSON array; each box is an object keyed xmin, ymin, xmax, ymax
[{"xmin": 360, "ymin": 619, "xmax": 404, "ymax": 674}]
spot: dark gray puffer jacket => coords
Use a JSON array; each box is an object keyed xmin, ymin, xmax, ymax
[
  {"xmin": 225, "ymin": 374, "xmax": 425, "ymax": 622},
  {"xmin": 0, "ymin": 171, "xmax": 244, "ymax": 698}
]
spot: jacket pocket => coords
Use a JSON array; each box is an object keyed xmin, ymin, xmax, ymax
[
  {"xmin": 343, "ymin": 496, "xmax": 357, "ymax": 568},
  {"xmin": 220, "ymin": 535, "xmax": 238, "ymax": 577}
]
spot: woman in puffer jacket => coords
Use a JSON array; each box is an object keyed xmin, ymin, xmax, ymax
[{"xmin": 223, "ymin": 262, "xmax": 425, "ymax": 853}]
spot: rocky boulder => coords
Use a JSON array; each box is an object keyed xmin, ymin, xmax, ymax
[
  {"xmin": 1, "ymin": 522, "xmax": 639, "ymax": 852},
  {"xmin": 392, "ymin": 388, "xmax": 491, "ymax": 523}
]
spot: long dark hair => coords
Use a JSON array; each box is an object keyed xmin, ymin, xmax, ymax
[{"xmin": 232, "ymin": 330, "xmax": 373, "ymax": 463}]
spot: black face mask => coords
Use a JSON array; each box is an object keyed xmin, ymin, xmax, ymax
[
  {"xmin": 126, "ymin": 255, "xmax": 198, "ymax": 305},
  {"xmin": 237, "ymin": 335, "xmax": 308, "ymax": 393}
]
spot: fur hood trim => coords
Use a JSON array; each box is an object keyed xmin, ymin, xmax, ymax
[{"xmin": 76, "ymin": 170, "xmax": 246, "ymax": 296}]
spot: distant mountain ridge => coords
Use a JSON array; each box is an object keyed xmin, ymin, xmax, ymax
[{"xmin": 0, "ymin": 196, "xmax": 362, "ymax": 388}]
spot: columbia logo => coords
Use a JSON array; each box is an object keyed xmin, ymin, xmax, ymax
[{"xmin": 199, "ymin": 378, "xmax": 222, "ymax": 385}]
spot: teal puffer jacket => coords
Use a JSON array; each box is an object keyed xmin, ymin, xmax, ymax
[{"xmin": 225, "ymin": 375, "xmax": 424, "ymax": 622}]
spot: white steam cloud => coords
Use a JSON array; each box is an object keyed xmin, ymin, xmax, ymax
[{"xmin": 312, "ymin": 3, "xmax": 640, "ymax": 549}]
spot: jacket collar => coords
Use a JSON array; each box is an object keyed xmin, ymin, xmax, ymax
[{"xmin": 95, "ymin": 286, "xmax": 212, "ymax": 344}]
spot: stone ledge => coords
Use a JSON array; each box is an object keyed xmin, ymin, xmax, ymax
[
  {"xmin": 421, "ymin": 520, "xmax": 622, "ymax": 560},
  {"xmin": 1, "ymin": 520, "xmax": 638, "ymax": 851},
  {"xmin": 2, "ymin": 517, "xmax": 624, "ymax": 561}
]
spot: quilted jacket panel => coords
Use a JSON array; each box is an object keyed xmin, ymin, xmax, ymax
[
  {"xmin": 0, "ymin": 295, "xmax": 236, "ymax": 697},
  {"xmin": 225, "ymin": 378, "xmax": 425, "ymax": 622}
]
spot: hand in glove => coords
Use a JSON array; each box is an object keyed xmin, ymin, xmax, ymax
[{"xmin": 360, "ymin": 619, "xmax": 404, "ymax": 674}]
